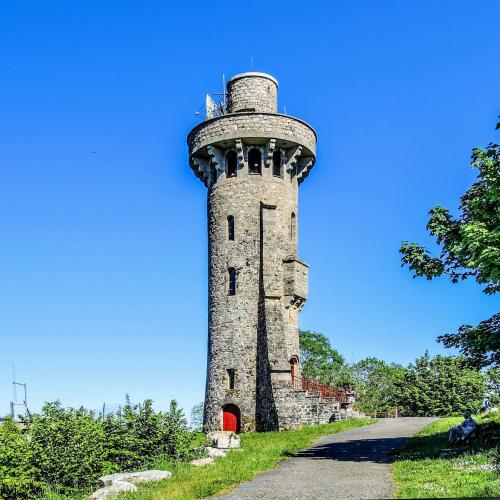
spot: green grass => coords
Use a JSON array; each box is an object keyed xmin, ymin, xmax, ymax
[
  {"xmin": 121, "ymin": 418, "xmax": 372, "ymax": 500},
  {"xmin": 393, "ymin": 414, "xmax": 500, "ymax": 498}
]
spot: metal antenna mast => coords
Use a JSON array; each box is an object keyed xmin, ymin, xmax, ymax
[{"xmin": 10, "ymin": 364, "xmax": 29, "ymax": 420}]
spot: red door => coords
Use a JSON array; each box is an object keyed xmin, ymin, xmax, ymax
[{"xmin": 222, "ymin": 404, "xmax": 240, "ymax": 432}]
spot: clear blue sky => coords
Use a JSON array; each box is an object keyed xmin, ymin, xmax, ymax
[{"xmin": 1, "ymin": 0, "xmax": 499, "ymax": 417}]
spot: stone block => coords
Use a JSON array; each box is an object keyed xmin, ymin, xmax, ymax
[
  {"xmin": 91, "ymin": 481, "xmax": 137, "ymax": 499},
  {"xmin": 99, "ymin": 470, "xmax": 171, "ymax": 486},
  {"xmin": 191, "ymin": 457, "xmax": 215, "ymax": 467},
  {"xmin": 207, "ymin": 430, "xmax": 241, "ymax": 449}
]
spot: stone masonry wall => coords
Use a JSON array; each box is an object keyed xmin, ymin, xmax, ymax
[
  {"xmin": 227, "ymin": 73, "xmax": 278, "ymax": 113},
  {"xmin": 204, "ymin": 168, "xmax": 299, "ymax": 432},
  {"xmin": 273, "ymin": 386, "xmax": 341, "ymax": 430},
  {"xmin": 188, "ymin": 113, "xmax": 317, "ymax": 158},
  {"xmin": 189, "ymin": 73, "xmax": 321, "ymax": 433}
]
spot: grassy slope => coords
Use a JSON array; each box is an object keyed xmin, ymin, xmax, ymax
[
  {"xmin": 393, "ymin": 414, "xmax": 500, "ymax": 498},
  {"xmin": 122, "ymin": 418, "xmax": 372, "ymax": 500}
]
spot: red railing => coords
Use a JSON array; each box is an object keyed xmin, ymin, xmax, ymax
[{"xmin": 293, "ymin": 375, "xmax": 348, "ymax": 402}]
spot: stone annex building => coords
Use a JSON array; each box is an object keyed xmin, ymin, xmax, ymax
[{"xmin": 187, "ymin": 72, "xmax": 340, "ymax": 432}]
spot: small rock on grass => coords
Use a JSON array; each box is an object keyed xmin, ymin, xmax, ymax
[
  {"xmin": 207, "ymin": 431, "xmax": 241, "ymax": 449},
  {"xmin": 191, "ymin": 457, "xmax": 215, "ymax": 467},
  {"xmin": 207, "ymin": 447, "xmax": 227, "ymax": 458},
  {"xmin": 99, "ymin": 470, "xmax": 172, "ymax": 486},
  {"xmin": 91, "ymin": 480, "xmax": 137, "ymax": 499}
]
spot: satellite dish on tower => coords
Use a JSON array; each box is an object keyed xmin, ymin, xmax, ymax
[{"xmin": 206, "ymin": 94, "xmax": 217, "ymax": 119}]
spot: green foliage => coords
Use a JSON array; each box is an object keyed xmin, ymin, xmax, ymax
[
  {"xmin": 299, "ymin": 330, "xmax": 345, "ymax": 385},
  {"xmin": 438, "ymin": 313, "xmax": 500, "ymax": 369},
  {"xmin": 0, "ymin": 418, "xmax": 44, "ymax": 499},
  {"xmin": 189, "ymin": 402, "xmax": 204, "ymax": 431},
  {"xmin": 28, "ymin": 402, "xmax": 107, "ymax": 493},
  {"xmin": 393, "ymin": 353, "xmax": 487, "ymax": 416},
  {"xmin": 103, "ymin": 398, "xmax": 195, "ymax": 471},
  {"xmin": 486, "ymin": 367, "xmax": 500, "ymax": 406},
  {"xmin": 400, "ymin": 122, "xmax": 500, "ymax": 368},
  {"xmin": 124, "ymin": 419, "xmax": 373, "ymax": 500},
  {"xmin": 394, "ymin": 414, "xmax": 500, "ymax": 498},
  {"xmin": 400, "ymin": 138, "xmax": 500, "ymax": 294},
  {"xmin": 351, "ymin": 357, "xmax": 404, "ymax": 414},
  {"xmin": 0, "ymin": 399, "xmax": 196, "ymax": 498}
]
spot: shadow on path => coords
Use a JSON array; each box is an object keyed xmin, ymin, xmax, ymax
[{"xmin": 290, "ymin": 436, "xmax": 409, "ymax": 464}]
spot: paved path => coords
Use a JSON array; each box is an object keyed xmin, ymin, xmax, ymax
[{"xmin": 221, "ymin": 417, "xmax": 437, "ymax": 500}]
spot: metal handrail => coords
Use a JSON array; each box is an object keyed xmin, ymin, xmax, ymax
[{"xmin": 293, "ymin": 375, "xmax": 348, "ymax": 402}]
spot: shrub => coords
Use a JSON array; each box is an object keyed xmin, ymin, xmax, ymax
[
  {"xmin": 0, "ymin": 398, "xmax": 196, "ymax": 498},
  {"xmin": 394, "ymin": 354, "xmax": 487, "ymax": 416},
  {"xmin": 28, "ymin": 402, "xmax": 107, "ymax": 493},
  {"xmin": 0, "ymin": 418, "xmax": 44, "ymax": 499}
]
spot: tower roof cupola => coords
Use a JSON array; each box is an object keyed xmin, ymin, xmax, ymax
[{"xmin": 227, "ymin": 72, "xmax": 278, "ymax": 114}]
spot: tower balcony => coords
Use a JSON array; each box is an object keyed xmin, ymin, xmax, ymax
[{"xmin": 283, "ymin": 256, "xmax": 308, "ymax": 309}]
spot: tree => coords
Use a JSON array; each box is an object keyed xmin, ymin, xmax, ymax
[
  {"xmin": 486, "ymin": 367, "xmax": 500, "ymax": 406},
  {"xmin": 299, "ymin": 330, "xmax": 345, "ymax": 385},
  {"xmin": 189, "ymin": 402, "xmax": 204, "ymax": 431},
  {"xmin": 351, "ymin": 357, "xmax": 404, "ymax": 414},
  {"xmin": 400, "ymin": 121, "xmax": 499, "ymax": 367},
  {"xmin": 393, "ymin": 353, "xmax": 487, "ymax": 416}
]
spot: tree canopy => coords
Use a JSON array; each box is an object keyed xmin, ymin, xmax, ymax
[
  {"xmin": 299, "ymin": 330, "xmax": 345, "ymax": 385},
  {"xmin": 400, "ymin": 120, "xmax": 499, "ymax": 367}
]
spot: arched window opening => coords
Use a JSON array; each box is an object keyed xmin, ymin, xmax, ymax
[
  {"xmin": 226, "ymin": 369, "xmax": 235, "ymax": 390},
  {"xmin": 248, "ymin": 148, "xmax": 262, "ymax": 175},
  {"xmin": 290, "ymin": 212, "xmax": 296, "ymax": 241},
  {"xmin": 227, "ymin": 215, "xmax": 235, "ymax": 241},
  {"xmin": 226, "ymin": 150, "xmax": 237, "ymax": 178},
  {"xmin": 272, "ymin": 150, "xmax": 282, "ymax": 177},
  {"xmin": 290, "ymin": 357, "xmax": 298, "ymax": 383},
  {"xmin": 228, "ymin": 268, "xmax": 236, "ymax": 296}
]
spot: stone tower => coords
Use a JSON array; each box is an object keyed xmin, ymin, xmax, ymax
[{"xmin": 188, "ymin": 73, "xmax": 336, "ymax": 432}]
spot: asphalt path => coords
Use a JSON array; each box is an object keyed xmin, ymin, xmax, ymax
[{"xmin": 221, "ymin": 417, "xmax": 438, "ymax": 500}]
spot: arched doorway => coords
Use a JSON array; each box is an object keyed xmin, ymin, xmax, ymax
[{"xmin": 222, "ymin": 404, "xmax": 240, "ymax": 433}]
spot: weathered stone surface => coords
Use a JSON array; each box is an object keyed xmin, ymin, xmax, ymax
[
  {"xmin": 191, "ymin": 457, "xmax": 215, "ymax": 467},
  {"xmin": 99, "ymin": 470, "xmax": 171, "ymax": 486},
  {"xmin": 227, "ymin": 72, "xmax": 278, "ymax": 114},
  {"xmin": 91, "ymin": 481, "xmax": 137, "ymax": 499},
  {"xmin": 207, "ymin": 447, "xmax": 227, "ymax": 457},
  {"xmin": 188, "ymin": 72, "xmax": 340, "ymax": 433},
  {"xmin": 207, "ymin": 431, "xmax": 241, "ymax": 449}
]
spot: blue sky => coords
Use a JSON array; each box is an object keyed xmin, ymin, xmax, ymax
[{"xmin": 1, "ymin": 0, "xmax": 499, "ymax": 416}]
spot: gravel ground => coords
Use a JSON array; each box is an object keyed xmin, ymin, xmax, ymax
[{"xmin": 220, "ymin": 417, "xmax": 438, "ymax": 500}]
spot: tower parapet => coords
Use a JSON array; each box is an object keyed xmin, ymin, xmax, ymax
[{"xmin": 187, "ymin": 72, "xmax": 338, "ymax": 432}]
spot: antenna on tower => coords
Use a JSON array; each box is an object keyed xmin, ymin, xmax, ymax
[
  {"xmin": 222, "ymin": 73, "xmax": 226, "ymax": 113},
  {"xmin": 206, "ymin": 94, "xmax": 217, "ymax": 119},
  {"xmin": 250, "ymin": 56, "xmax": 254, "ymax": 71}
]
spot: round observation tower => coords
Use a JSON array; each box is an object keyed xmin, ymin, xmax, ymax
[{"xmin": 187, "ymin": 72, "xmax": 317, "ymax": 432}]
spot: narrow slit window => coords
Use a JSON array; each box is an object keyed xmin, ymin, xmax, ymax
[
  {"xmin": 272, "ymin": 150, "xmax": 282, "ymax": 177},
  {"xmin": 248, "ymin": 148, "xmax": 262, "ymax": 175},
  {"xmin": 226, "ymin": 150, "xmax": 237, "ymax": 178},
  {"xmin": 290, "ymin": 212, "xmax": 296, "ymax": 240},
  {"xmin": 228, "ymin": 268, "xmax": 236, "ymax": 296},
  {"xmin": 227, "ymin": 369, "xmax": 235, "ymax": 390},
  {"xmin": 227, "ymin": 215, "xmax": 235, "ymax": 241}
]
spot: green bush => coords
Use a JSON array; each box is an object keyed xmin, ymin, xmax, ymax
[
  {"xmin": 28, "ymin": 402, "xmax": 107, "ymax": 494},
  {"xmin": 394, "ymin": 354, "xmax": 487, "ymax": 416},
  {"xmin": 0, "ymin": 398, "xmax": 196, "ymax": 498},
  {"xmin": 0, "ymin": 418, "xmax": 44, "ymax": 499}
]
